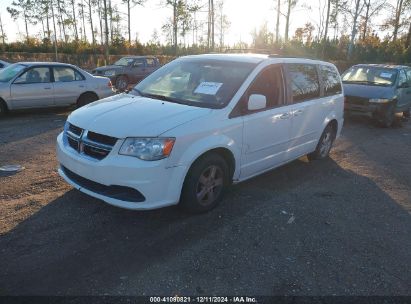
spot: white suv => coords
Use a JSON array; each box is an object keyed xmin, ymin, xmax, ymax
[{"xmin": 57, "ymin": 54, "xmax": 344, "ymax": 213}]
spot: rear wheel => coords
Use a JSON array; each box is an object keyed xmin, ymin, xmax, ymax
[
  {"xmin": 308, "ymin": 124, "xmax": 336, "ymax": 161},
  {"xmin": 403, "ymin": 107, "xmax": 410, "ymax": 120},
  {"xmin": 115, "ymin": 76, "xmax": 129, "ymax": 92},
  {"xmin": 180, "ymin": 153, "xmax": 229, "ymax": 213},
  {"xmin": 77, "ymin": 92, "xmax": 98, "ymax": 108}
]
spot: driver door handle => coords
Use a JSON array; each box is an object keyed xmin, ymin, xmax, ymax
[{"xmin": 293, "ymin": 109, "xmax": 304, "ymax": 116}]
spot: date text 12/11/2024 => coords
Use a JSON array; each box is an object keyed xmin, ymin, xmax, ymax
[{"xmin": 149, "ymin": 296, "xmax": 257, "ymax": 303}]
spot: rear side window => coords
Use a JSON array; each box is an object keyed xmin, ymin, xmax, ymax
[
  {"xmin": 320, "ymin": 65, "xmax": 342, "ymax": 96},
  {"xmin": 288, "ymin": 64, "xmax": 320, "ymax": 103},
  {"xmin": 53, "ymin": 67, "xmax": 84, "ymax": 82},
  {"xmin": 146, "ymin": 58, "xmax": 156, "ymax": 67}
]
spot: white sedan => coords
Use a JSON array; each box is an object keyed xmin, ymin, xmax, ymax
[{"xmin": 0, "ymin": 62, "xmax": 115, "ymax": 116}]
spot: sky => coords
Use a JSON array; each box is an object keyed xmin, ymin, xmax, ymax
[{"xmin": 0, "ymin": 0, "xmax": 396, "ymax": 46}]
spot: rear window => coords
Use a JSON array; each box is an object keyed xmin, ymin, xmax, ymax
[
  {"xmin": 320, "ymin": 65, "xmax": 342, "ymax": 96},
  {"xmin": 288, "ymin": 64, "xmax": 320, "ymax": 103}
]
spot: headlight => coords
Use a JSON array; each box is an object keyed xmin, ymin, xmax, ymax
[
  {"xmin": 369, "ymin": 98, "xmax": 391, "ymax": 103},
  {"xmin": 119, "ymin": 137, "xmax": 175, "ymax": 161},
  {"xmin": 104, "ymin": 70, "xmax": 116, "ymax": 76}
]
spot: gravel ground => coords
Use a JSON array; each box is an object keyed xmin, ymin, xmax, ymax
[{"xmin": 0, "ymin": 109, "xmax": 410, "ymax": 296}]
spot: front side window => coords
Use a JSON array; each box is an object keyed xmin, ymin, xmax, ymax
[
  {"xmin": 342, "ymin": 66, "xmax": 397, "ymax": 86},
  {"xmin": 398, "ymin": 70, "xmax": 407, "ymax": 87},
  {"xmin": 246, "ymin": 65, "xmax": 284, "ymax": 110},
  {"xmin": 132, "ymin": 59, "xmax": 257, "ymax": 108},
  {"xmin": 53, "ymin": 67, "xmax": 84, "ymax": 82},
  {"xmin": 320, "ymin": 65, "xmax": 342, "ymax": 96},
  {"xmin": 288, "ymin": 64, "xmax": 320, "ymax": 103},
  {"xmin": 407, "ymin": 69, "xmax": 411, "ymax": 85},
  {"xmin": 0, "ymin": 64, "xmax": 26, "ymax": 82},
  {"xmin": 133, "ymin": 59, "xmax": 145, "ymax": 67},
  {"xmin": 15, "ymin": 67, "xmax": 50, "ymax": 84}
]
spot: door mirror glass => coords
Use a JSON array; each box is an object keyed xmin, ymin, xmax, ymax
[{"xmin": 248, "ymin": 94, "xmax": 267, "ymax": 111}]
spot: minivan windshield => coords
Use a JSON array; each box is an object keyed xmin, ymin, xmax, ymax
[
  {"xmin": 0, "ymin": 64, "xmax": 26, "ymax": 82},
  {"xmin": 132, "ymin": 58, "xmax": 257, "ymax": 108},
  {"xmin": 342, "ymin": 66, "xmax": 398, "ymax": 86}
]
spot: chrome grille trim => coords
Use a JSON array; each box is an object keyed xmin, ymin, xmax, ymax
[{"xmin": 64, "ymin": 124, "xmax": 118, "ymax": 160}]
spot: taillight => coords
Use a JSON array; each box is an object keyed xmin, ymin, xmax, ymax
[{"xmin": 108, "ymin": 80, "xmax": 113, "ymax": 88}]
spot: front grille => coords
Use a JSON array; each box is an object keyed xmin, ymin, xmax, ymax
[
  {"xmin": 68, "ymin": 123, "xmax": 82, "ymax": 136},
  {"xmin": 65, "ymin": 124, "xmax": 117, "ymax": 160},
  {"xmin": 345, "ymin": 96, "xmax": 369, "ymax": 105},
  {"xmin": 88, "ymin": 131, "xmax": 117, "ymax": 146},
  {"xmin": 61, "ymin": 166, "xmax": 145, "ymax": 202}
]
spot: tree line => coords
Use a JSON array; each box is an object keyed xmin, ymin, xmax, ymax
[{"xmin": 0, "ymin": 0, "xmax": 410, "ymax": 64}]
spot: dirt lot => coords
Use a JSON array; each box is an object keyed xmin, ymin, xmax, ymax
[{"xmin": 0, "ymin": 109, "xmax": 410, "ymax": 296}]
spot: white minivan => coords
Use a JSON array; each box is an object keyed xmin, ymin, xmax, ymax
[{"xmin": 57, "ymin": 54, "xmax": 344, "ymax": 213}]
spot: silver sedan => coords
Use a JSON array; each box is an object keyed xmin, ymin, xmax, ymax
[{"xmin": 0, "ymin": 62, "xmax": 115, "ymax": 116}]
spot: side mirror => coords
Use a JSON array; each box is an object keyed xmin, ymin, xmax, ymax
[
  {"xmin": 398, "ymin": 82, "xmax": 410, "ymax": 89},
  {"xmin": 248, "ymin": 94, "xmax": 267, "ymax": 111}
]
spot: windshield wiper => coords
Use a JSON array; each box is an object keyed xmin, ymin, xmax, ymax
[{"xmin": 137, "ymin": 91, "xmax": 185, "ymax": 104}]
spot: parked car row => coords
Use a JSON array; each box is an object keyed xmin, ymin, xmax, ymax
[{"xmin": 0, "ymin": 54, "xmax": 409, "ymax": 213}]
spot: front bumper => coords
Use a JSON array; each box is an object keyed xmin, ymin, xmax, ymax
[
  {"xmin": 345, "ymin": 99, "xmax": 394, "ymax": 116},
  {"xmin": 56, "ymin": 132, "xmax": 187, "ymax": 210}
]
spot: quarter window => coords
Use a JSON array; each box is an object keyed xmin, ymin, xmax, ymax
[
  {"xmin": 320, "ymin": 65, "xmax": 342, "ymax": 96},
  {"xmin": 53, "ymin": 67, "xmax": 84, "ymax": 82},
  {"xmin": 247, "ymin": 65, "xmax": 284, "ymax": 110},
  {"xmin": 288, "ymin": 64, "xmax": 320, "ymax": 102}
]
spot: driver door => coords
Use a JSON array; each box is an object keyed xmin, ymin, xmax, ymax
[
  {"xmin": 129, "ymin": 59, "xmax": 146, "ymax": 84},
  {"xmin": 10, "ymin": 66, "xmax": 54, "ymax": 109},
  {"xmin": 239, "ymin": 64, "xmax": 292, "ymax": 179}
]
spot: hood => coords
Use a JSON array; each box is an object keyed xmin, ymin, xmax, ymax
[
  {"xmin": 343, "ymin": 83, "xmax": 396, "ymax": 99},
  {"xmin": 68, "ymin": 94, "xmax": 212, "ymax": 138},
  {"xmin": 94, "ymin": 65, "xmax": 124, "ymax": 72}
]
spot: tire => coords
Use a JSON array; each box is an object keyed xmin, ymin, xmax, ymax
[
  {"xmin": 77, "ymin": 92, "xmax": 98, "ymax": 108},
  {"xmin": 403, "ymin": 107, "xmax": 410, "ymax": 120},
  {"xmin": 308, "ymin": 123, "xmax": 336, "ymax": 161},
  {"xmin": 115, "ymin": 76, "xmax": 129, "ymax": 92},
  {"xmin": 180, "ymin": 153, "xmax": 229, "ymax": 213},
  {"xmin": 0, "ymin": 100, "xmax": 7, "ymax": 117},
  {"xmin": 378, "ymin": 104, "xmax": 396, "ymax": 128}
]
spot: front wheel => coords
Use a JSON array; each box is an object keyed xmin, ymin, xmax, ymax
[
  {"xmin": 308, "ymin": 124, "xmax": 336, "ymax": 161},
  {"xmin": 180, "ymin": 154, "xmax": 229, "ymax": 213}
]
